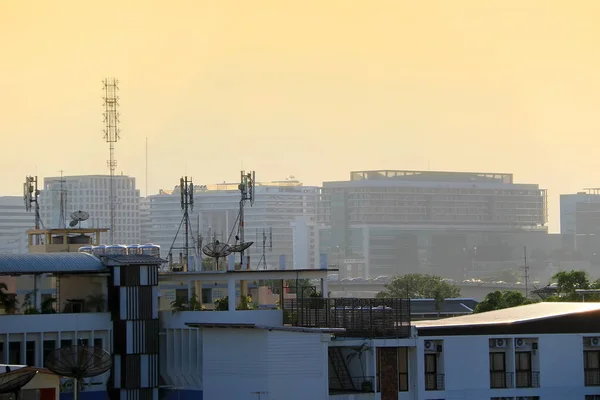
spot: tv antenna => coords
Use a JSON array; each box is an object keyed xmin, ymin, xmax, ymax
[
  {"xmin": 167, "ymin": 177, "xmax": 197, "ymax": 271},
  {"xmin": 236, "ymin": 170, "xmax": 256, "ymax": 269},
  {"xmin": 521, "ymin": 245, "xmax": 530, "ymax": 298},
  {"xmin": 57, "ymin": 171, "xmax": 68, "ymax": 229},
  {"xmin": 45, "ymin": 345, "xmax": 112, "ymax": 400},
  {"xmin": 23, "ymin": 176, "xmax": 43, "ymax": 243},
  {"xmin": 69, "ymin": 210, "xmax": 90, "ymax": 228},
  {"xmin": 256, "ymin": 227, "xmax": 272, "ymax": 270},
  {"xmin": 102, "ymin": 77, "xmax": 120, "ymax": 244},
  {"xmin": 0, "ymin": 366, "xmax": 38, "ymax": 400}
]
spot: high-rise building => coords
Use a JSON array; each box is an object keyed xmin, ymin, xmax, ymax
[
  {"xmin": 318, "ymin": 170, "xmax": 548, "ymax": 278},
  {"xmin": 291, "ymin": 216, "xmax": 321, "ymax": 270},
  {"xmin": 560, "ymin": 190, "xmax": 600, "ymax": 235},
  {"xmin": 147, "ymin": 180, "xmax": 318, "ymax": 269},
  {"xmin": 39, "ymin": 175, "xmax": 141, "ymax": 244},
  {"xmin": 139, "ymin": 197, "xmax": 151, "ymax": 244},
  {"xmin": 0, "ymin": 196, "xmax": 34, "ymax": 254}
]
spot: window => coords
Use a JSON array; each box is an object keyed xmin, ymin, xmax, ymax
[
  {"xmin": 490, "ymin": 352, "xmax": 509, "ymax": 388},
  {"xmin": 398, "ymin": 347, "xmax": 409, "ymax": 392},
  {"xmin": 0, "ymin": 343, "xmax": 3, "ymax": 364},
  {"xmin": 60, "ymin": 339, "xmax": 72, "ymax": 349},
  {"xmin": 586, "ymin": 396, "xmax": 600, "ymax": 400},
  {"xmin": 585, "ymin": 351, "xmax": 600, "ymax": 386},
  {"xmin": 78, "ymin": 339, "xmax": 89, "ymax": 347},
  {"xmin": 201, "ymin": 288, "xmax": 212, "ymax": 304},
  {"xmin": 425, "ymin": 353, "xmax": 442, "ymax": 390},
  {"xmin": 9, "ymin": 342, "xmax": 21, "ymax": 364},
  {"xmin": 43, "ymin": 340, "xmax": 55, "ymax": 365},
  {"xmin": 26, "ymin": 341, "xmax": 35, "ymax": 366},
  {"xmin": 515, "ymin": 351, "xmax": 533, "ymax": 387}
]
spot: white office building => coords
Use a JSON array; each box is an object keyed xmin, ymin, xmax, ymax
[
  {"xmin": 147, "ymin": 180, "xmax": 318, "ymax": 269},
  {"xmin": 291, "ymin": 216, "xmax": 321, "ymax": 269},
  {"xmin": 0, "ymin": 196, "xmax": 34, "ymax": 254},
  {"xmin": 39, "ymin": 175, "xmax": 141, "ymax": 245}
]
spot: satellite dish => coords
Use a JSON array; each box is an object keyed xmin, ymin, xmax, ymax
[
  {"xmin": 0, "ymin": 368, "xmax": 38, "ymax": 400},
  {"xmin": 202, "ymin": 241, "xmax": 232, "ymax": 258},
  {"xmin": 230, "ymin": 242, "xmax": 254, "ymax": 253},
  {"xmin": 69, "ymin": 211, "xmax": 90, "ymax": 228},
  {"xmin": 45, "ymin": 345, "xmax": 112, "ymax": 400}
]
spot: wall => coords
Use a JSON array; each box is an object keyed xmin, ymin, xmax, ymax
[
  {"xmin": 160, "ymin": 310, "xmax": 283, "ymax": 329},
  {"xmin": 160, "ymin": 327, "xmax": 202, "ymax": 389},
  {"xmin": 23, "ymin": 372, "xmax": 60, "ymax": 400},
  {"xmin": 59, "ymin": 276, "xmax": 106, "ymax": 313}
]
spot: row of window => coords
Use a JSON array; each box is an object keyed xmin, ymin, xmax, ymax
[{"xmin": 0, "ymin": 338, "xmax": 102, "ymax": 366}]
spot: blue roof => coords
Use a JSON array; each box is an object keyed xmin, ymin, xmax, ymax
[{"xmin": 0, "ymin": 253, "xmax": 106, "ymax": 275}]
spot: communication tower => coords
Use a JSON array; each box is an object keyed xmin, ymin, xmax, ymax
[
  {"xmin": 102, "ymin": 78, "xmax": 120, "ymax": 244},
  {"xmin": 255, "ymin": 227, "xmax": 272, "ymax": 270},
  {"xmin": 167, "ymin": 177, "xmax": 196, "ymax": 271},
  {"xmin": 23, "ymin": 176, "xmax": 43, "ymax": 244},
  {"xmin": 237, "ymin": 170, "xmax": 255, "ymax": 268}
]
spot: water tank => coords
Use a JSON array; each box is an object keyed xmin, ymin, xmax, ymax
[
  {"xmin": 105, "ymin": 245, "xmax": 128, "ymax": 256},
  {"xmin": 139, "ymin": 244, "xmax": 160, "ymax": 257},
  {"xmin": 92, "ymin": 245, "xmax": 106, "ymax": 256},
  {"xmin": 127, "ymin": 245, "xmax": 140, "ymax": 255},
  {"xmin": 78, "ymin": 246, "xmax": 93, "ymax": 254}
]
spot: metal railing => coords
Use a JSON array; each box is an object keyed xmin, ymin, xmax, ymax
[
  {"xmin": 516, "ymin": 371, "xmax": 540, "ymax": 388},
  {"xmin": 490, "ymin": 371, "xmax": 514, "ymax": 389},
  {"xmin": 424, "ymin": 373, "xmax": 444, "ymax": 391},
  {"xmin": 283, "ymin": 298, "xmax": 411, "ymax": 338},
  {"xmin": 329, "ymin": 376, "xmax": 375, "ymax": 393},
  {"xmin": 585, "ymin": 369, "xmax": 600, "ymax": 386}
]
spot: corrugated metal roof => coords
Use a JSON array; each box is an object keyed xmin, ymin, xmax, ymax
[
  {"xmin": 0, "ymin": 253, "xmax": 106, "ymax": 275},
  {"xmin": 414, "ymin": 302, "xmax": 600, "ymax": 329}
]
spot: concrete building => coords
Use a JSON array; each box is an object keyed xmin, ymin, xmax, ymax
[
  {"xmin": 318, "ymin": 170, "xmax": 548, "ymax": 279},
  {"xmin": 39, "ymin": 175, "xmax": 141, "ymax": 245},
  {"xmin": 147, "ymin": 180, "xmax": 318, "ymax": 269},
  {"xmin": 139, "ymin": 197, "xmax": 151, "ymax": 244},
  {"xmin": 560, "ymin": 189, "xmax": 600, "ymax": 235},
  {"xmin": 0, "ymin": 196, "xmax": 35, "ymax": 254},
  {"xmin": 291, "ymin": 216, "xmax": 321, "ymax": 269}
]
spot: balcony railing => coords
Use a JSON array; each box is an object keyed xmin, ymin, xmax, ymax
[
  {"xmin": 516, "ymin": 371, "xmax": 540, "ymax": 388},
  {"xmin": 585, "ymin": 369, "xmax": 600, "ymax": 386},
  {"xmin": 283, "ymin": 298, "xmax": 411, "ymax": 338},
  {"xmin": 490, "ymin": 371, "xmax": 514, "ymax": 389},
  {"xmin": 425, "ymin": 373, "xmax": 444, "ymax": 391},
  {"xmin": 329, "ymin": 376, "xmax": 375, "ymax": 393}
]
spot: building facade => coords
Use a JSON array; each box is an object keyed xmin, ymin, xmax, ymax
[
  {"xmin": 0, "ymin": 196, "xmax": 34, "ymax": 254},
  {"xmin": 318, "ymin": 170, "xmax": 548, "ymax": 279},
  {"xmin": 39, "ymin": 175, "xmax": 141, "ymax": 245}
]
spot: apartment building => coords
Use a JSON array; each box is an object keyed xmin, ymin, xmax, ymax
[
  {"xmin": 0, "ymin": 196, "xmax": 33, "ymax": 254},
  {"xmin": 39, "ymin": 175, "xmax": 141, "ymax": 245},
  {"xmin": 147, "ymin": 180, "xmax": 318, "ymax": 269},
  {"xmin": 318, "ymin": 170, "xmax": 548, "ymax": 278}
]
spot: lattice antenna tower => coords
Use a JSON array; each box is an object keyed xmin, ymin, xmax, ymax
[
  {"xmin": 521, "ymin": 245, "xmax": 530, "ymax": 298},
  {"xmin": 237, "ymin": 170, "xmax": 255, "ymax": 268},
  {"xmin": 58, "ymin": 171, "xmax": 68, "ymax": 229},
  {"xmin": 23, "ymin": 176, "xmax": 43, "ymax": 243},
  {"xmin": 256, "ymin": 227, "xmax": 272, "ymax": 270},
  {"xmin": 102, "ymin": 78, "xmax": 120, "ymax": 244},
  {"xmin": 166, "ymin": 177, "xmax": 196, "ymax": 271}
]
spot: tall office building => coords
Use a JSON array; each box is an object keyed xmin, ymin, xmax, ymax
[
  {"xmin": 147, "ymin": 180, "xmax": 318, "ymax": 269},
  {"xmin": 39, "ymin": 175, "xmax": 141, "ymax": 245},
  {"xmin": 318, "ymin": 170, "xmax": 548, "ymax": 278},
  {"xmin": 560, "ymin": 190, "xmax": 600, "ymax": 235},
  {"xmin": 0, "ymin": 196, "xmax": 34, "ymax": 254}
]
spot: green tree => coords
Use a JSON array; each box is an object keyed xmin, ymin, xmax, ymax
[
  {"xmin": 376, "ymin": 273, "xmax": 461, "ymax": 300},
  {"xmin": 474, "ymin": 290, "xmax": 534, "ymax": 313},
  {"xmin": 544, "ymin": 270, "xmax": 600, "ymax": 301}
]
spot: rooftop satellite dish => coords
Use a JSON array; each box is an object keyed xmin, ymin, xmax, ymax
[
  {"xmin": 0, "ymin": 368, "xmax": 38, "ymax": 400},
  {"xmin": 202, "ymin": 241, "xmax": 233, "ymax": 258},
  {"xmin": 230, "ymin": 241, "xmax": 254, "ymax": 253},
  {"xmin": 45, "ymin": 345, "xmax": 112, "ymax": 400},
  {"xmin": 69, "ymin": 210, "xmax": 90, "ymax": 228}
]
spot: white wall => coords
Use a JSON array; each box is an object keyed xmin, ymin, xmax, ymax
[
  {"xmin": 202, "ymin": 328, "xmax": 329, "ymax": 400},
  {"xmin": 160, "ymin": 309, "xmax": 283, "ymax": 329}
]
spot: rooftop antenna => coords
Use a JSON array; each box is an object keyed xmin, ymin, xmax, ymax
[
  {"xmin": 23, "ymin": 176, "xmax": 43, "ymax": 243},
  {"xmin": 521, "ymin": 245, "xmax": 529, "ymax": 298},
  {"xmin": 145, "ymin": 137, "xmax": 148, "ymax": 197},
  {"xmin": 58, "ymin": 171, "xmax": 67, "ymax": 229},
  {"xmin": 236, "ymin": 170, "xmax": 256, "ymax": 268},
  {"xmin": 167, "ymin": 177, "xmax": 194, "ymax": 271},
  {"xmin": 69, "ymin": 210, "xmax": 90, "ymax": 229},
  {"xmin": 256, "ymin": 227, "xmax": 272, "ymax": 270},
  {"xmin": 102, "ymin": 77, "xmax": 120, "ymax": 244}
]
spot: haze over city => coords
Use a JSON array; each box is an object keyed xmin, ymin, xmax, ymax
[{"xmin": 3, "ymin": 0, "xmax": 600, "ymax": 232}]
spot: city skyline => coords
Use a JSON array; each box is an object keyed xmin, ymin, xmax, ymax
[{"xmin": 3, "ymin": 1, "xmax": 600, "ymax": 233}]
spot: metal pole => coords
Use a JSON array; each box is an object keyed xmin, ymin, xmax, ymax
[{"xmin": 184, "ymin": 178, "xmax": 189, "ymax": 271}]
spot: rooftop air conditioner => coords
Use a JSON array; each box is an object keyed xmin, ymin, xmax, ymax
[
  {"xmin": 424, "ymin": 340, "xmax": 435, "ymax": 351},
  {"xmin": 515, "ymin": 338, "xmax": 526, "ymax": 348},
  {"xmin": 592, "ymin": 337, "xmax": 600, "ymax": 347},
  {"xmin": 493, "ymin": 339, "xmax": 507, "ymax": 348}
]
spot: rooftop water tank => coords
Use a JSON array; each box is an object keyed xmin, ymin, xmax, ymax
[
  {"xmin": 127, "ymin": 245, "xmax": 140, "ymax": 255},
  {"xmin": 78, "ymin": 246, "xmax": 93, "ymax": 254},
  {"xmin": 105, "ymin": 245, "xmax": 128, "ymax": 256},
  {"xmin": 92, "ymin": 245, "xmax": 106, "ymax": 256},
  {"xmin": 139, "ymin": 244, "xmax": 160, "ymax": 257}
]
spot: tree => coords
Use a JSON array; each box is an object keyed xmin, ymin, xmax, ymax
[
  {"xmin": 376, "ymin": 273, "xmax": 461, "ymax": 299},
  {"xmin": 170, "ymin": 294, "xmax": 204, "ymax": 314},
  {"xmin": 474, "ymin": 290, "xmax": 534, "ymax": 313},
  {"xmin": 544, "ymin": 270, "xmax": 600, "ymax": 302},
  {"xmin": 0, "ymin": 282, "xmax": 18, "ymax": 314}
]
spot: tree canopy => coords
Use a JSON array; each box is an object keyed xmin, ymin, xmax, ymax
[
  {"xmin": 474, "ymin": 290, "xmax": 534, "ymax": 313},
  {"xmin": 542, "ymin": 270, "xmax": 600, "ymax": 301},
  {"xmin": 376, "ymin": 273, "xmax": 461, "ymax": 300}
]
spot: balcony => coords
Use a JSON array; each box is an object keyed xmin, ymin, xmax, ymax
[
  {"xmin": 490, "ymin": 371, "xmax": 514, "ymax": 389},
  {"xmin": 516, "ymin": 371, "xmax": 540, "ymax": 388},
  {"xmin": 425, "ymin": 373, "xmax": 444, "ymax": 391},
  {"xmin": 283, "ymin": 298, "xmax": 411, "ymax": 338}
]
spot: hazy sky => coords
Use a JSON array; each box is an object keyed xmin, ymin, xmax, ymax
[{"xmin": 2, "ymin": 0, "xmax": 600, "ymax": 232}]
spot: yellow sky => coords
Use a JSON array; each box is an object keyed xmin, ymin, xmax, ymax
[{"xmin": 2, "ymin": 0, "xmax": 600, "ymax": 232}]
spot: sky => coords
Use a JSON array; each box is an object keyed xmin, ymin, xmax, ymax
[{"xmin": 2, "ymin": 0, "xmax": 600, "ymax": 233}]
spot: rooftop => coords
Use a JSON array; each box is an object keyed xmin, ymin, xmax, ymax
[
  {"xmin": 185, "ymin": 322, "xmax": 344, "ymax": 334},
  {"xmin": 0, "ymin": 253, "xmax": 106, "ymax": 275},
  {"xmin": 414, "ymin": 302, "xmax": 600, "ymax": 329},
  {"xmin": 349, "ymin": 170, "xmax": 514, "ymax": 183}
]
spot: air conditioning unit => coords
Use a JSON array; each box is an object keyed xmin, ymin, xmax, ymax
[
  {"xmin": 492, "ymin": 339, "xmax": 507, "ymax": 348},
  {"xmin": 591, "ymin": 337, "xmax": 600, "ymax": 347},
  {"xmin": 424, "ymin": 340, "xmax": 435, "ymax": 351},
  {"xmin": 515, "ymin": 338, "xmax": 526, "ymax": 348}
]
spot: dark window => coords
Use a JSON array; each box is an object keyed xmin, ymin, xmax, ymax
[
  {"xmin": 398, "ymin": 347, "xmax": 409, "ymax": 392},
  {"xmin": 586, "ymin": 396, "xmax": 600, "ymax": 400},
  {"xmin": 424, "ymin": 353, "xmax": 440, "ymax": 390},
  {"xmin": 0, "ymin": 343, "xmax": 4, "ymax": 364},
  {"xmin": 9, "ymin": 342, "xmax": 21, "ymax": 364},
  {"xmin": 585, "ymin": 351, "xmax": 600, "ymax": 386},
  {"xmin": 60, "ymin": 339, "xmax": 72, "ymax": 349},
  {"xmin": 175, "ymin": 289, "xmax": 188, "ymax": 301},
  {"xmin": 201, "ymin": 288, "xmax": 212, "ymax": 304},
  {"xmin": 489, "ymin": 352, "xmax": 508, "ymax": 388},
  {"xmin": 43, "ymin": 340, "xmax": 55, "ymax": 365},
  {"xmin": 78, "ymin": 339, "xmax": 89, "ymax": 347},
  {"xmin": 25, "ymin": 341, "xmax": 35, "ymax": 366},
  {"xmin": 516, "ymin": 351, "xmax": 533, "ymax": 387},
  {"xmin": 94, "ymin": 338, "xmax": 103, "ymax": 349}
]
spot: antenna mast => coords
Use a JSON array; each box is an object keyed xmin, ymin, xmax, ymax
[
  {"xmin": 167, "ymin": 177, "xmax": 194, "ymax": 271},
  {"xmin": 102, "ymin": 78, "xmax": 120, "ymax": 243},
  {"xmin": 58, "ymin": 171, "xmax": 67, "ymax": 229},
  {"xmin": 238, "ymin": 170, "xmax": 255, "ymax": 268},
  {"xmin": 256, "ymin": 227, "xmax": 272, "ymax": 270},
  {"xmin": 23, "ymin": 176, "xmax": 42, "ymax": 244},
  {"xmin": 522, "ymin": 245, "xmax": 529, "ymax": 298}
]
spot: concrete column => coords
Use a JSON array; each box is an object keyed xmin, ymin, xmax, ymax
[
  {"xmin": 194, "ymin": 281, "xmax": 202, "ymax": 301},
  {"xmin": 227, "ymin": 278, "xmax": 236, "ymax": 311},
  {"xmin": 34, "ymin": 275, "xmax": 42, "ymax": 310},
  {"xmin": 321, "ymin": 278, "xmax": 329, "ymax": 298}
]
